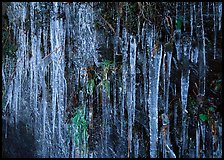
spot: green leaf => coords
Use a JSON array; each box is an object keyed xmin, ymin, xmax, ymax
[
  {"xmin": 208, "ymin": 106, "xmax": 215, "ymax": 112},
  {"xmin": 71, "ymin": 107, "xmax": 88, "ymax": 148},
  {"xmin": 175, "ymin": 18, "xmax": 182, "ymax": 30},
  {"xmin": 101, "ymin": 60, "xmax": 112, "ymax": 68},
  {"xmin": 75, "ymin": 133, "xmax": 79, "ymax": 144},
  {"xmin": 87, "ymin": 79, "xmax": 95, "ymax": 95},
  {"xmin": 199, "ymin": 114, "xmax": 208, "ymax": 122},
  {"xmin": 72, "ymin": 107, "xmax": 88, "ymax": 144},
  {"xmin": 73, "ymin": 114, "xmax": 80, "ymax": 125},
  {"xmin": 214, "ymin": 85, "xmax": 220, "ymax": 92}
]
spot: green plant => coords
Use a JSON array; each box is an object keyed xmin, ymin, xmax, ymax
[
  {"xmin": 187, "ymin": 96, "xmax": 198, "ymax": 118},
  {"xmin": 199, "ymin": 113, "xmax": 208, "ymax": 122},
  {"xmin": 196, "ymin": 77, "xmax": 222, "ymax": 123},
  {"xmin": 72, "ymin": 106, "xmax": 88, "ymax": 155},
  {"xmin": 101, "ymin": 60, "xmax": 112, "ymax": 97},
  {"xmin": 210, "ymin": 79, "xmax": 221, "ymax": 96},
  {"xmin": 101, "ymin": 59, "xmax": 112, "ymax": 69},
  {"xmin": 208, "ymin": 106, "xmax": 215, "ymax": 112},
  {"xmin": 85, "ymin": 60, "xmax": 112, "ymax": 98},
  {"xmin": 87, "ymin": 79, "xmax": 95, "ymax": 95},
  {"xmin": 175, "ymin": 17, "xmax": 182, "ymax": 30}
]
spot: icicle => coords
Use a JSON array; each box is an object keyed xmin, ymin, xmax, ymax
[
  {"xmin": 41, "ymin": 9, "xmax": 49, "ymax": 154},
  {"xmin": 218, "ymin": 2, "xmax": 222, "ymax": 31},
  {"xmin": 160, "ymin": 113, "xmax": 169, "ymax": 158},
  {"xmin": 102, "ymin": 84, "xmax": 109, "ymax": 157},
  {"xmin": 134, "ymin": 133, "xmax": 139, "ymax": 158},
  {"xmin": 12, "ymin": 54, "xmax": 18, "ymax": 125},
  {"xmin": 125, "ymin": 2, "xmax": 128, "ymax": 24},
  {"xmin": 127, "ymin": 35, "xmax": 137, "ymax": 157},
  {"xmin": 196, "ymin": 122, "xmax": 200, "ymax": 158},
  {"xmin": 166, "ymin": 52, "xmax": 172, "ymax": 107},
  {"xmin": 200, "ymin": 121, "xmax": 206, "ymax": 158},
  {"xmin": 183, "ymin": 2, "xmax": 186, "ymax": 32},
  {"xmin": 137, "ymin": 15, "xmax": 141, "ymax": 44},
  {"xmin": 166, "ymin": 145, "xmax": 176, "ymax": 158},
  {"xmin": 174, "ymin": 30, "xmax": 182, "ymax": 61},
  {"xmin": 57, "ymin": 15, "xmax": 66, "ymax": 158},
  {"xmin": 130, "ymin": 35, "xmax": 136, "ymax": 124},
  {"xmin": 148, "ymin": 28, "xmax": 163, "ymax": 157},
  {"xmin": 181, "ymin": 44, "xmax": 190, "ymax": 156},
  {"xmin": 163, "ymin": 46, "xmax": 172, "ymax": 115},
  {"xmin": 216, "ymin": 119, "xmax": 222, "ymax": 158},
  {"xmin": 6, "ymin": 2, "xmax": 25, "ymax": 126},
  {"xmin": 161, "ymin": 52, "xmax": 166, "ymax": 112},
  {"xmin": 161, "ymin": 45, "xmax": 173, "ymax": 158},
  {"xmin": 4, "ymin": 81, "xmax": 13, "ymax": 119},
  {"xmin": 213, "ymin": 2, "xmax": 217, "ymax": 59},
  {"xmin": 190, "ymin": 3, "xmax": 198, "ymax": 63},
  {"xmin": 175, "ymin": 2, "xmax": 183, "ymax": 61},
  {"xmin": 121, "ymin": 27, "xmax": 128, "ymax": 137},
  {"xmin": 3, "ymin": 2, "xmax": 75, "ymax": 157},
  {"xmin": 127, "ymin": 80, "xmax": 132, "ymax": 157},
  {"xmin": 207, "ymin": 2, "xmax": 210, "ymax": 15},
  {"xmin": 191, "ymin": 41, "xmax": 198, "ymax": 64},
  {"xmin": 50, "ymin": 3, "xmax": 57, "ymax": 138},
  {"xmin": 173, "ymin": 94, "xmax": 179, "ymax": 149},
  {"xmin": 39, "ymin": 57, "xmax": 48, "ymax": 156},
  {"xmin": 106, "ymin": 37, "xmax": 109, "ymax": 48},
  {"xmin": 197, "ymin": 2, "xmax": 206, "ymax": 97},
  {"xmin": 29, "ymin": 2, "xmax": 39, "ymax": 135},
  {"xmin": 2, "ymin": 66, "xmax": 6, "ymax": 94},
  {"xmin": 113, "ymin": 12, "xmax": 120, "ymax": 125},
  {"xmin": 190, "ymin": 3, "xmax": 194, "ymax": 38},
  {"xmin": 141, "ymin": 22, "xmax": 148, "ymax": 112}
]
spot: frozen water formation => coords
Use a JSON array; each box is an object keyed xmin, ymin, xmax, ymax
[
  {"xmin": 2, "ymin": 2, "xmax": 222, "ymax": 158},
  {"xmin": 4, "ymin": 2, "xmax": 97, "ymax": 158}
]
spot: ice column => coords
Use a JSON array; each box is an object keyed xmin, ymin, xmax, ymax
[
  {"xmin": 121, "ymin": 28, "xmax": 128, "ymax": 137},
  {"xmin": 180, "ymin": 33, "xmax": 191, "ymax": 157},
  {"xmin": 197, "ymin": 2, "xmax": 206, "ymax": 97},
  {"xmin": 148, "ymin": 26, "xmax": 163, "ymax": 158}
]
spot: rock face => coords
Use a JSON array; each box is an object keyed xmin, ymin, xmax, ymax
[
  {"xmin": 2, "ymin": 119, "xmax": 36, "ymax": 158},
  {"xmin": 2, "ymin": 2, "xmax": 222, "ymax": 158}
]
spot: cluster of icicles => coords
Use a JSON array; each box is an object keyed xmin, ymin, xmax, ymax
[
  {"xmin": 2, "ymin": 2, "xmax": 222, "ymax": 158},
  {"xmin": 4, "ymin": 2, "xmax": 97, "ymax": 158}
]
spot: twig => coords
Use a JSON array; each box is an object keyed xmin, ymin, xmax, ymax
[
  {"xmin": 100, "ymin": 15, "xmax": 116, "ymax": 35},
  {"xmin": 86, "ymin": 2, "xmax": 117, "ymax": 35}
]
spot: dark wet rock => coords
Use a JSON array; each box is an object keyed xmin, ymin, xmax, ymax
[{"xmin": 2, "ymin": 119, "xmax": 36, "ymax": 158}]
